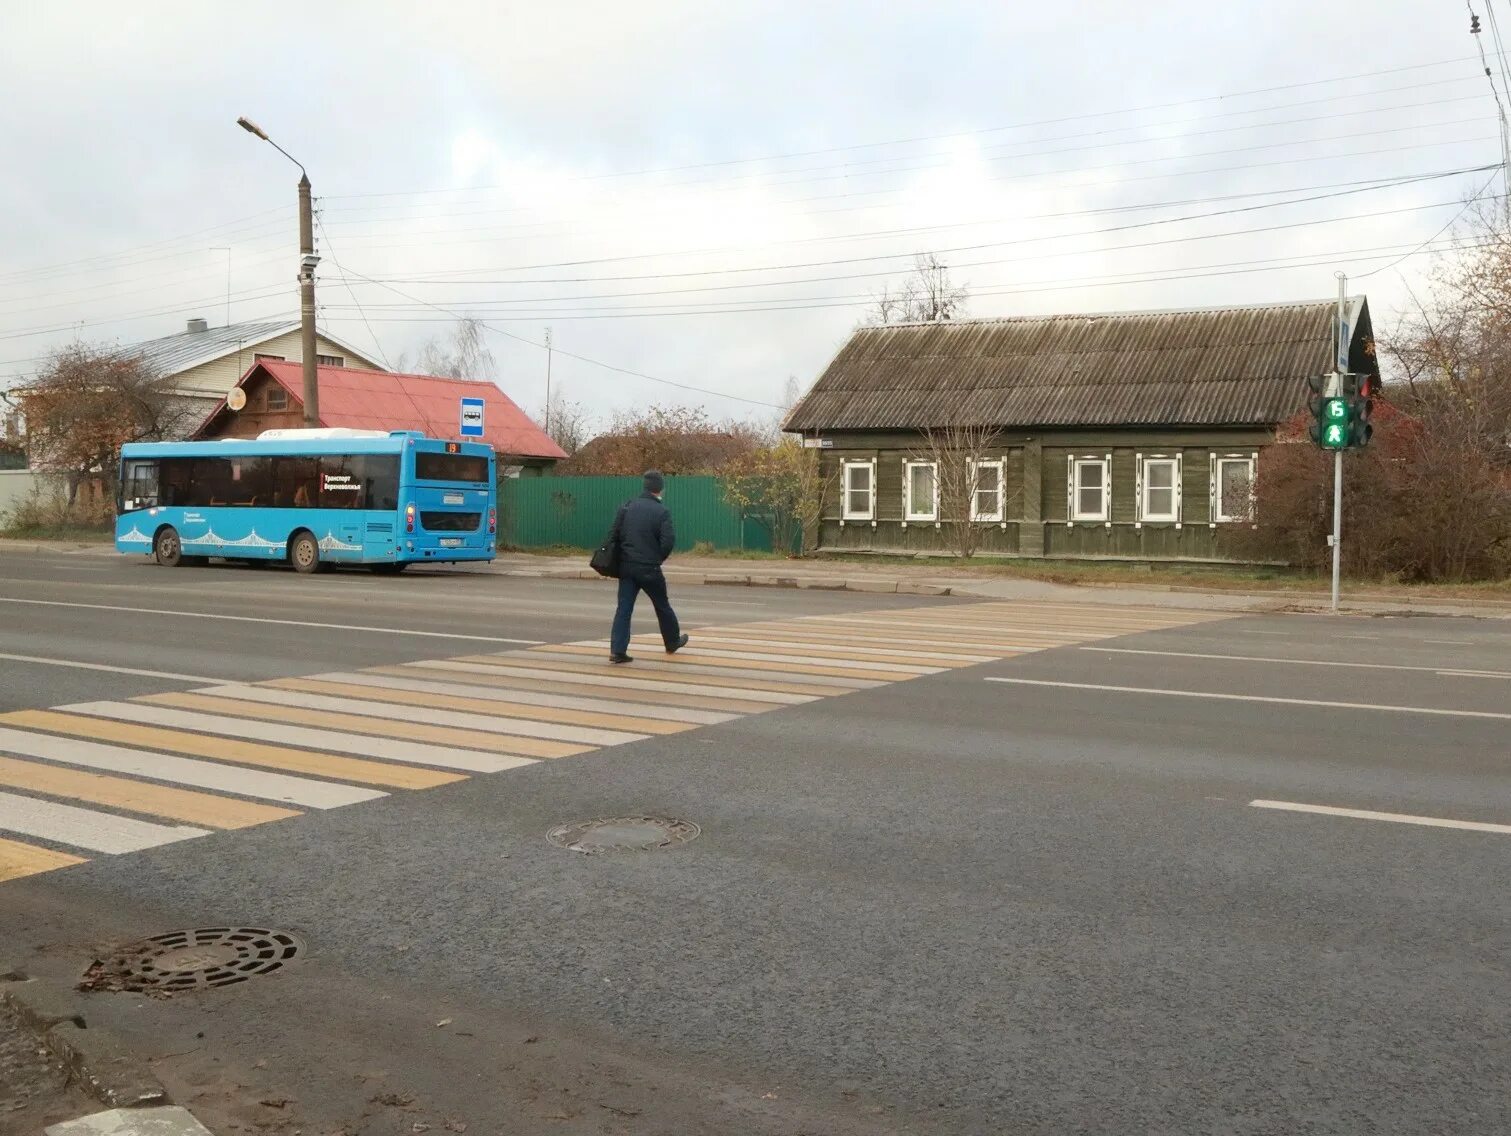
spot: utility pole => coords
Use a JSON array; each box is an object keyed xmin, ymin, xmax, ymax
[
  {"xmin": 543, "ymin": 327, "xmax": 554, "ymax": 434},
  {"xmin": 297, "ymin": 175, "xmax": 319, "ymax": 426},
  {"xmin": 237, "ymin": 116, "xmax": 320, "ymax": 426}
]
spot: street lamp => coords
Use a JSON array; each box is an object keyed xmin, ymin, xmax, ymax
[{"xmin": 236, "ymin": 116, "xmax": 320, "ymax": 426}]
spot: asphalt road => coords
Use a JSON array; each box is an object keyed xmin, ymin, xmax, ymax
[{"xmin": 2, "ymin": 546, "xmax": 1509, "ymax": 1135}]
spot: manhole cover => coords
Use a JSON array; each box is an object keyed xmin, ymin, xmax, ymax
[
  {"xmin": 79, "ymin": 928, "xmax": 303, "ymax": 995},
  {"xmin": 546, "ymin": 816, "xmax": 700, "ymax": 854}
]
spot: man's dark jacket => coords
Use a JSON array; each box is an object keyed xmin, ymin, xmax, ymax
[{"xmin": 614, "ymin": 492, "xmax": 676, "ymax": 570}]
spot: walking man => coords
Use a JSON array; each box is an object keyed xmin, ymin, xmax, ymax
[{"xmin": 608, "ymin": 470, "xmax": 689, "ymax": 664}]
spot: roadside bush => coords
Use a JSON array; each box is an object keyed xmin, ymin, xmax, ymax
[
  {"xmin": 1, "ymin": 482, "xmax": 114, "ymax": 536},
  {"xmin": 1234, "ymin": 403, "xmax": 1510, "ymax": 582}
]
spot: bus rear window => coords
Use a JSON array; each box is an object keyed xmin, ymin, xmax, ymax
[{"xmin": 414, "ymin": 452, "xmax": 489, "ymax": 483}]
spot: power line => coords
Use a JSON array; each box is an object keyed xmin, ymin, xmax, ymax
[
  {"xmin": 322, "ymin": 125, "xmax": 1495, "ymax": 256},
  {"xmin": 313, "ymin": 210, "xmax": 392, "ymax": 370},
  {"xmin": 350, "ymin": 168, "xmax": 1498, "ymax": 289},
  {"xmin": 321, "ymin": 53, "xmax": 1502, "ymax": 203},
  {"xmin": 1356, "ymin": 171, "xmax": 1501, "ymax": 278},
  {"xmin": 333, "ymin": 265, "xmax": 784, "ymax": 410}
]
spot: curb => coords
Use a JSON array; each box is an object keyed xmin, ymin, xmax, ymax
[
  {"xmin": 1, "ymin": 965, "xmax": 169, "ymax": 1111},
  {"xmin": 497, "ymin": 565, "xmax": 960, "ymax": 598}
]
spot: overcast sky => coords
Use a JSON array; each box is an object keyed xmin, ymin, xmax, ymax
[{"xmin": 1, "ymin": 1, "xmax": 1502, "ymax": 427}]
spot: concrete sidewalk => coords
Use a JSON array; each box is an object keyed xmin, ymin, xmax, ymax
[
  {"xmin": 491, "ymin": 552, "xmax": 1511, "ymax": 619},
  {"xmin": 4, "ymin": 537, "xmax": 1507, "ymax": 619}
]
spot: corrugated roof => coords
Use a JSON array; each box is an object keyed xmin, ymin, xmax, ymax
[
  {"xmin": 784, "ymin": 298, "xmax": 1377, "ymax": 432},
  {"xmin": 198, "ymin": 362, "xmax": 567, "ymax": 461},
  {"xmin": 124, "ymin": 319, "xmax": 377, "ymax": 378}
]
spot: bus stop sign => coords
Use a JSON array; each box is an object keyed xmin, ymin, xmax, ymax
[{"xmin": 459, "ymin": 397, "xmax": 485, "ymax": 438}]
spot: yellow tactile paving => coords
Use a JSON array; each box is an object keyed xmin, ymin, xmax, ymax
[
  {"xmin": 267, "ymin": 678, "xmax": 692, "ymax": 736},
  {"xmin": 0, "ymin": 754, "xmax": 298, "ymax": 830},
  {"xmin": 1, "ymin": 597, "xmax": 1231, "ymax": 886},
  {"xmin": 1, "ymin": 710, "xmax": 463, "ymax": 789}
]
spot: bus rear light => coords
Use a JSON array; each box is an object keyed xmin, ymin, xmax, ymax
[
  {"xmin": 488, "ymin": 506, "xmax": 496, "ymax": 534},
  {"xmin": 405, "ymin": 504, "xmax": 416, "ymax": 533}
]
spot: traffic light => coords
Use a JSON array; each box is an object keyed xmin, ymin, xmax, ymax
[
  {"xmin": 1307, "ymin": 373, "xmax": 1373, "ymax": 450},
  {"xmin": 1307, "ymin": 374, "xmax": 1351, "ymax": 450},
  {"xmin": 1345, "ymin": 373, "xmax": 1373, "ymax": 449}
]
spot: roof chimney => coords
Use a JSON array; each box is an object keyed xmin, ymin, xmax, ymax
[{"xmin": 187, "ymin": 318, "xmax": 209, "ymax": 333}]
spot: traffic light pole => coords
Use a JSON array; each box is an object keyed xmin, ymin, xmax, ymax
[
  {"xmin": 1330, "ymin": 449, "xmax": 1342, "ymax": 612},
  {"xmin": 1330, "ymin": 273, "xmax": 1347, "ymax": 613}
]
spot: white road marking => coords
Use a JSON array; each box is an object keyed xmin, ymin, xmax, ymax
[
  {"xmin": 0, "ymin": 652, "xmax": 223, "ymax": 683},
  {"xmin": 525, "ymin": 650, "xmax": 881, "ymax": 689},
  {"xmin": 1340, "ymin": 634, "xmax": 1382, "ymax": 640},
  {"xmin": 1423, "ymin": 639, "xmax": 1471, "ymax": 645},
  {"xmin": 411, "ymin": 659, "xmax": 815, "ymax": 704},
  {"xmin": 1235, "ymin": 629, "xmax": 1289, "ymax": 636},
  {"xmin": 0, "ymin": 726, "xmax": 383, "ymax": 809},
  {"xmin": 983, "ymin": 676, "xmax": 1511, "ymax": 720},
  {"xmin": 0, "ymin": 789, "xmax": 208, "ymax": 854},
  {"xmin": 195, "ymin": 684, "xmax": 647, "ymax": 746},
  {"xmin": 1081, "ymin": 647, "xmax": 1511, "ymax": 680},
  {"xmin": 0, "ymin": 596, "xmax": 542, "ymax": 644},
  {"xmin": 311, "ymin": 671, "xmax": 739, "ymax": 725},
  {"xmin": 1250, "ymin": 799, "xmax": 1511, "ymax": 835},
  {"xmin": 58, "ymin": 702, "xmax": 538, "ymax": 773},
  {"xmin": 570, "ymin": 640, "xmax": 937, "ymax": 675},
  {"xmin": 665, "ymin": 634, "xmax": 995, "ymax": 663}
]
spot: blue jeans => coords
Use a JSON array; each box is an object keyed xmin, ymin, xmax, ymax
[{"xmin": 610, "ymin": 565, "xmax": 681, "ymax": 657}]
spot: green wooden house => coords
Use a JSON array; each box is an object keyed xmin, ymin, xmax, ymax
[{"xmin": 783, "ymin": 298, "xmax": 1379, "ymax": 562}]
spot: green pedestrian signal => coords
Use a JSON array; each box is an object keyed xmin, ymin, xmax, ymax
[{"xmin": 1306, "ymin": 375, "xmax": 1374, "ymax": 451}]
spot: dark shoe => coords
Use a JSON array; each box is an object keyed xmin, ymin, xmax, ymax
[
  {"xmin": 609, "ymin": 653, "xmax": 634, "ymax": 665},
  {"xmin": 667, "ymin": 634, "xmax": 689, "ymax": 654}
]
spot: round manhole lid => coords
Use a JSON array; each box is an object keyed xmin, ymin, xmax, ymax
[
  {"xmin": 546, "ymin": 816, "xmax": 700, "ymax": 854},
  {"xmin": 80, "ymin": 928, "xmax": 303, "ymax": 996}
]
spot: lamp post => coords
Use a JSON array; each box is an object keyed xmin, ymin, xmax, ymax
[{"xmin": 236, "ymin": 116, "xmax": 319, "ymax": 426}]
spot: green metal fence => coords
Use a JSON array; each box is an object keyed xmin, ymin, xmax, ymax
[{"xmin": 499, "ymin": 475, "xmax": 780, "ymax": 552}]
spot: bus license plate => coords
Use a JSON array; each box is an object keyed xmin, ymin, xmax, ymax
[
  {"xmin": 443, "ymin": 493, "xmax": 464, "ymax": 505},
  {"xmin": 440, "ymin": 538, "xmax": 462, "ymax": 548}
]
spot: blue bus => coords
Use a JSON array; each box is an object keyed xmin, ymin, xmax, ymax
[{"xmin": 115, "ymin": 429, "xmax": 497, "ymax": 573}]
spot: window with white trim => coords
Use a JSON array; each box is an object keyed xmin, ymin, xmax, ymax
[
  {"xmin": 903, "ymin": 461, "xmax": 938, "ymax": 521},
  {"xmin": 1071, "ymin": 457, "xmax": 1109, "ymax": 522},
  {"xmin": 970, "ymin": 459, "xmax": 1005, "ymax": 522},
  {"xmin": 1139, "ymin": 457, "xmax": 1179, "ymax": 522},
  {"xmin": 842, "ymin": 461, "xmax": 875, "ymax": 520},
  {"xmin": 1215, "ymin": 456, "xmax": 1256, "ymax": 522}
]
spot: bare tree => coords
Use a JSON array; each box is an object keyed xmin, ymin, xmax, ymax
[
  {"xmin": 19, "ymin": 342, "xmax": 197, "ymax": 506},
  {"xmin": 867, "ymin": 253, "xmax": 970, "ymax": 325},
  {"xmin": 904, "ymin": 424, "xmax": 1008, "ymax": 559},
  {"xmin": 398, "ymin": 317, "xmax": 498, "ymax": 379},
  {"xmin": 538, "ymin": 385, "xmax": 592, "ymax": 455},
  {"xmin": 782, "ymin": 375, "xmax": 802, "ymax": 408}
]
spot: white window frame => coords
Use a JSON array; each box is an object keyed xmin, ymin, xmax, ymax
[
  {"xmin": 841, "ymin": 459, "xmax": 875, "ymax": 522},
  {"xmin": 903, "ymin": 460, "xmax": 939, "ymax": 522},
  {"xmin": 1138, "ymin": 455, "xmax": 1180, "ymax": 523},
  {"xmin": 1213, "ymin": 454, "xmax": 1257, "ymax": 524},
  {"xmin": 969, "ymin": 458, "xmax": 1005, "ymax": 523},
  {"xmin": 1069, "ymin": 456, "xmax": 1110, "ymax": 523}
]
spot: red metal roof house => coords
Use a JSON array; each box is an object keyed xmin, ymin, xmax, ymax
[{"xmin": 194, "ymin": 360, "xmax": 567, "ymax": 470}]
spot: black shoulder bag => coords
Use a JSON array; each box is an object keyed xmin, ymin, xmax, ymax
[{"xmin": 589, "ymin": 502, "xmax": 627, "ymax": 578}]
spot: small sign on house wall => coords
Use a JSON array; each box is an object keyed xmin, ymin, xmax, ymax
[{"xmin": 459, "ymin": 397, "xmax": 485, "ymax": 438}]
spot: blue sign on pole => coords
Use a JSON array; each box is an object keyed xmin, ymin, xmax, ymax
[{"xmin": 459, "ymin": 397, "xmax": 485, "ymax": 438}]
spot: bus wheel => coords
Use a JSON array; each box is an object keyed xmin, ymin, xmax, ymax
[
  {"xmin": 153, "ymin": 526, "xmax": 184, "ymax": 567},
  {"xmin": 289, "ymin": 531, "xmax": 321, "ymax": 575},
  {"xmin": 369, "ymin": 563, "xmax": 407, "ymax": 575}
]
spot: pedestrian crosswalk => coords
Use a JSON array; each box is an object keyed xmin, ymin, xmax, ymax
[{"xmin": 0, "ymin": 600, "xmax": 1230, "ymax": 882}]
